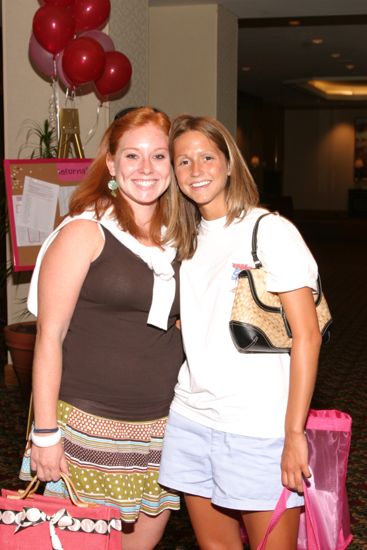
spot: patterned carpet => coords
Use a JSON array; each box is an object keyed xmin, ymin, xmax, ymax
[
  {"xmin": 295, "ymin": 215, "xmax": 367, "ymax": 550},
  {"xmin": 0, "ymin": 214, "xmax": 366, "ymax": 549}
]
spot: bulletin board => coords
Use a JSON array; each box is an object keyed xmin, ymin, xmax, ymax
[{"xmin": 4, "ymin": 158, "xmax": 92, "ymax": 271}]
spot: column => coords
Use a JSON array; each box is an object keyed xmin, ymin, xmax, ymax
[{"xmin": 149, "ymin": 3, "xmax": 238, "ymax": 135}]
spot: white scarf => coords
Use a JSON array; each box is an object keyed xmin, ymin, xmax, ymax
[{"xmin": 27, "ymin": 208, "xmax": 177, "ymax": 330}]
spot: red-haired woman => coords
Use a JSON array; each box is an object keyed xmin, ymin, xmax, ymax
[{"xmin": 20, "ymin": 107, "xmax": 185, "ymax": 550}]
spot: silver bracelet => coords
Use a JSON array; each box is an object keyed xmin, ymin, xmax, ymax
[{"xmin": 31, "ymin": 428, "xmax": 62, "ymax": 448}]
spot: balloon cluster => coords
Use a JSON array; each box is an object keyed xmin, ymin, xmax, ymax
[{"xmin": 29, "ymin": 0, "xmax": 132, "ymax": 101}]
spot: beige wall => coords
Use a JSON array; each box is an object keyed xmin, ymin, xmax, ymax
[
  {"xmin": 109, "ymin": 0, "xmax": 149, "ymax": 120},
  {"xmin": 149, "ymin": 4, "xmax": 238, "ymax": 135},
  {"xmin": 216, "ymin": 4, "xmax": 238, "ymax": 134},
  {"xmin": 149, "ymin": 5, "xmax": 217, "ymax": 117},
  {"xmin": 284, "ymin": 109, "xmax": 367, "ymax": 211}
]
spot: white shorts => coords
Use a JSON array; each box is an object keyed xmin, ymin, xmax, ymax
[{"xmin": 159, "ymin": 410, "xmax": 304, "ymax": 511}]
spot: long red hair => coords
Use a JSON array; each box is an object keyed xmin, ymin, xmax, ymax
[{"xmin": 69, "ymin": 107, "xmax": 176, "ymax": 245}]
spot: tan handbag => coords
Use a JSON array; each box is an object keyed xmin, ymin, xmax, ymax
[{"xmin": 230, "ymin": 213, "xmax": 332, "ymax": 353}]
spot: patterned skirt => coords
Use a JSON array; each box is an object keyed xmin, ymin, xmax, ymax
[{"xmin": 20, "ymin": 400, "xmax": 180, "ymax": 523}]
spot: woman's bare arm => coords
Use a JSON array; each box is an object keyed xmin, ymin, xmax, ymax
[
  {"xmin": 279, "ymin": 286, "xmax": 322, "ymax": 493},
  {"xmin": 31, "ymin": 220, "xmax": 103, "ymax": 481}
]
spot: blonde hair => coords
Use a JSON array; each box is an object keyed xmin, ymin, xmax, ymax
[
  {"xmin": 69, "ymin": 106, "xmax": 179, "ymax": 246},
  {"xmin": 165, "ymin": 114, "xmax": 259, "ymax": 259}
]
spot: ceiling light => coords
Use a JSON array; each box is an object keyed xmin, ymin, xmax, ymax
[
  {"xmin": 330, "ymin": 53, "xmax": 341, "ymax": 59},
  {"xmin": 285, "ymin": 77, "xmax": 367, "ymax": 101},
  {"xmin": 307, "ymin": 79, "xmax": 367, "ymax": 97},
  {"xmin": 312, "ymin": 38, "xmax": 323, "ymax": 45},
  {"xmin": 288, "ymin": 20, "xmax": 301, "ymax": 26},
  {"xmin": 345, "ymin": 64, "xmax": 355, "ymax": 70},
  {"xmin": 250, "ymin": 156, "xmax": 260, "ymax": 168},
  {"xmin": 241, "ymin": 66, "xmax": 251, "ymax": 72}
]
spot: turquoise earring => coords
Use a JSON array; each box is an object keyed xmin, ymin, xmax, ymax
[{"xmin": 107, "ymin": 177, "xmax": 118, "ymax": 197}]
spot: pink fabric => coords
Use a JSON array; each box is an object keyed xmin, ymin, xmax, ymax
[
  {"xmin": 245, "ymin": 409, "xmax": 353, "ymax": 550},
  {"xmin": 0, "ymin": 488, "xmax": 122, "ymax": 549},
  {"xmin": 305, "ymin": 409, "xmax": 351, "ymax": 432}
]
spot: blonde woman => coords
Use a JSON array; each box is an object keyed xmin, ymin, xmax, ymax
[{"xmin": 159, "ymin": 115, "xmax": 322, "ymax": 549}]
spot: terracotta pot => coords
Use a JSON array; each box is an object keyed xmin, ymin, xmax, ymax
[{"xmin": 3, "ymin": 321, "xmax": 37, "ymax": 401}]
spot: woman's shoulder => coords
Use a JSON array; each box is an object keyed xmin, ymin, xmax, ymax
[
  {"xmin": 28, "ymin": 215, "xmax": 104, "ymax": 316},
  {"xmin": 254, "ymin": 211, "xmax": 318, "ymax": 278},
  {"xmin": 60, "ymin": 216, "xmax": 102, "ymax": 234},
  {"xmin": 42, "ymin": 216, "xmax": 104, "ymax": 268},
  {"xmin": 239, "ymin": 209, "xmax": 313, "ymax": 265},
  {"xmin": 235, "ymin": 207, "xmax": 272, "ymax": 230},
  {"xmin": 240, "ymin": 206, "xmax": 271, "ymax": 222},
  {"xmin": 51, "ymin": 217, "xmax": 102, "ymax": 247},
  {"xmin": 243, "ymin": 207, "xmax": 297, "ymax": 234}
]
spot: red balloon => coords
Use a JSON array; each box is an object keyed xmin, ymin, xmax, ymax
[
  {"xmin": 62, "ymin": 37, "xmax": 105, "ymax": 86},
  {"xmin": 44, "ymin": 0, "xmax": 75, "ymax": 6},
  {"xmin": 33, "ymin": 6, "xmax": 75, "ymax": 55},
  {"xmin": 73, "ymin": 0, "xmax": 110, "ymax": 33},
  {"xmin": 94, "ymin": 51, "xmax": 132, "ymax": 98}
]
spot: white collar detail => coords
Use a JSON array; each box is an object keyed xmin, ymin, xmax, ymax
[{"xmin": 27, "ymin": 208, "xmax": 177, "ymax": 331}]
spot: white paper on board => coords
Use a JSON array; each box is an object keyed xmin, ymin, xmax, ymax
[
  {"xmin": 59, "ymin": 185, "xmax": 77, "ymax": 217},
  {"xmin": 12, "ymin": 194, "xmax": 49, "ymax": 247},
  {"xmin": 19, "ymin": 176, "xmax": 60, "ymax": 234}
]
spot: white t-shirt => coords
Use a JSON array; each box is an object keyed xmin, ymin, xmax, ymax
[{"xmin": 170, "ymin": 208, "xmax": 318, "ymax": 438}]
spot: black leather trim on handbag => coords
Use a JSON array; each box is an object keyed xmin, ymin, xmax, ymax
[{"xmin": 229, "ymin": 212, "xmax": 333, "ymax": 353}]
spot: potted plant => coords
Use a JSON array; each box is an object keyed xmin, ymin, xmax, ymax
[
  {"xmin": 3, "ymin": 321, "xmax": 36, "ymax": 401},
  {"xmin": 18, "ymin": 118, "xmax": 58, "ymax": 159}
]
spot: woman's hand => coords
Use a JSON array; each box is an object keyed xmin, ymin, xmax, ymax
[
  {"xmin": 30, "ymin": 442, "xmax": 69, "ymax": 482},
  {"xmin": 281, "ymin": 431, "xmax": 311, "ymax": 494}
]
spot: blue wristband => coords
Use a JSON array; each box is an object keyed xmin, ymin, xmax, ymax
[{"xmin": 33, "ymin": 427, "xmax": 59, "ymax": 434}]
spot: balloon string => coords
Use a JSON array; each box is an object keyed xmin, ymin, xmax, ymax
[
  {"xmin": 65, "ymin": 88, "xmax": 76, "ymax": 106},
  {"xmin": 51, "ymin": 78, "xmax": 60, "ymax": 143},
  {"xmin": 83, "ymin": 102, "xmax": 103, "ymax": 146},
  {"xmin": 51, "ymin": 58, "xmax": 60, "ymax": 142}
]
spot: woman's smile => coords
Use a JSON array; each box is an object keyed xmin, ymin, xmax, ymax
[{"xmin": 191, "ymin": 179, "xmax": 211, "ymax": 188}]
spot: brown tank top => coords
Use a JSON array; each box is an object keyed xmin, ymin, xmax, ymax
[{"xmin": 59, "ymin": 227, "xmax": 184, "ymax": 421}]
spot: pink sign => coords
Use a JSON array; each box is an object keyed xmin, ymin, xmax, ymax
[{"xmin": 56, "ymin": 161, "xmax": 91, "ymax": 182}]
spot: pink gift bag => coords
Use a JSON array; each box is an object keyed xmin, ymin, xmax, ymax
[
  {"xmin": 245, "ymin": 410, "xmax": 353, "ymax": 550},
  {"xmin": 0, "ymin": 474, "xmax": 122, "ymax": 550}
]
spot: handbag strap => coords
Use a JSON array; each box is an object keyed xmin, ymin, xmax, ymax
[
  {"xmin": 7, "ymin": 473, "xmax": 94, "ymax": 508},
  {"xmin": 251, "ymin": 212, "xmax": 275, "ymax": 267},
  {"xmin": 256, "ymin": 487, "xmax": 289, "ymax": 549},
  {"xmin": 250, "ymin": 211, "xmax": 323, "ymax": 305},
  {"xmin": 256, "ymin": 480, "xmax": 320, "ymax": 550}
]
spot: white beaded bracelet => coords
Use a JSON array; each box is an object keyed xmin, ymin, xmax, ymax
[{"xmin": 31, "ymin": 428, "xmax": 62, "ymax": 448}]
